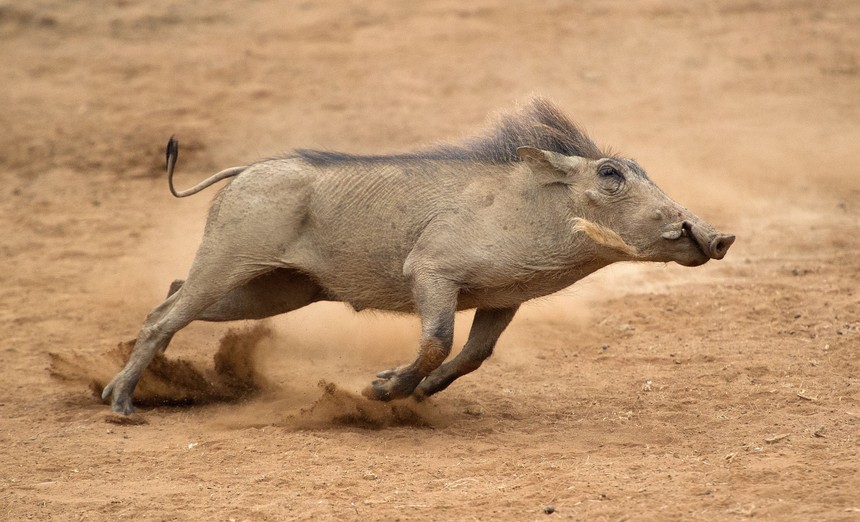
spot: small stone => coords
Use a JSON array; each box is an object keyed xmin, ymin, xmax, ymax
[{"xmin": 543, "ymin": 505, "xmax": 556, "ymax": 514}]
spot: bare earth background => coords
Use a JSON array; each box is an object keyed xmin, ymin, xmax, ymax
[{"xmin": 2, "ymin": 1, "xmax": 859, "ymax": 520}]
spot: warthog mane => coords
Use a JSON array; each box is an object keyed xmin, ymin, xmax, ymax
[{"xmin": 291, "ymin": 97, "xmax": 608, "ymax": 167}]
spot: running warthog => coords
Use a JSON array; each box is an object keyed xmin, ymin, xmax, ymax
[{"xmin": 102, "ymin": 98, "xmax": 735, "ymax": 414}]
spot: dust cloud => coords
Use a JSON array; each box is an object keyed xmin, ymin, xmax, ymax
[
  {"xmin": 51, "ymin": 312, "xmax": 452, "ymax": 428},
  {"xmin": 50, "ymin": 322, "xmax": 273, "ymax": 408},
  {"xmin": 285, "ymin": 380, "xmax": 445, "ymax": 430}
]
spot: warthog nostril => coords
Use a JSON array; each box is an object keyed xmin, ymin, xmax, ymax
[{"xmin": 709, "ymin": 234, "xmax": 736, "ymax": 259}]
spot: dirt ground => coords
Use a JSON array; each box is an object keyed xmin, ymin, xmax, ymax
[{"xmin": 2, "ymin": 0, "xmax": 859, "ymax": 520}]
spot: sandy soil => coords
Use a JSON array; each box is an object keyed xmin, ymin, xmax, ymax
[{"xmin": 2, "ymin": 0, "xmax": 859, "ymax": 520}]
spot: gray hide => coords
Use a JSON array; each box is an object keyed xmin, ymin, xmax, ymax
[{"xmin": 102, "ymin": 98, "xmax": 735, "ymax": 414}]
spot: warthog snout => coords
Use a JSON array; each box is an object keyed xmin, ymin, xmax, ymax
[
  {"xmin": 661, "ymin": 219, "xmax": 735, "ymax": 265},
  {"xmin": 708, "ymin": 233, "xmax": 735, "ymax": 260},
  {"xmin": 683, "ymin": 221, "xmax": 735, "ymax": 260}
]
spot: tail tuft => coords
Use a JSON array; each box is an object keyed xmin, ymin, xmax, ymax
[
  {"xmin": 164, "ymin": 135, "xmax": 247, "ymax": 198},
  {"xmin": 166, "ymin": 135, "xmax": 179, "ymax": 167}
]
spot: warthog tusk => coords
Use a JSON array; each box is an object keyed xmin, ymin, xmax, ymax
[{"xmin": 572, "ymin": 218, "xmax": 639, "ymax": 257}]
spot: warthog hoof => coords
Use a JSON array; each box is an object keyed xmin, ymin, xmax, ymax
[
  {"xmin": 410, "ymin": 381, "xmax": 437, "ymax": 402},
  {"xmin": 375, "ymin": 368, "xmax": 398, "ymax": 380},
  {"xmin": 362, "ymin": 368, "xmax": 421, "ymax": 401},
  {"xmin": 101, "ymin": 375, "xmax": 136, "ymax": 415}
]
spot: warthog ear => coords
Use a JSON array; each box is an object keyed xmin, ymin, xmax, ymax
[{"xmin": 516, "ymin": 146, "xmax": 584, "ymax": 184}]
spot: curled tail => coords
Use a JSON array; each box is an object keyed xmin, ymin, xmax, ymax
[{"xmin": 166, "ymin": 136, "xmax": 248, "ymax": 198}]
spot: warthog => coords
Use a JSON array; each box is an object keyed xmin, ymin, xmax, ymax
[{"xmin": 102, "ymin": 98, "xmax": 735, "ymax": 415}]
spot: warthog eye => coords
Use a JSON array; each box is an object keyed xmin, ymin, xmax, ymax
[
  {"xmin": 599, "ymin": 166, "xmax": 623, "ymax": 180},
  {"xmin": 597, "ymin": 164, "xmax": 626, "ymax": 195}
]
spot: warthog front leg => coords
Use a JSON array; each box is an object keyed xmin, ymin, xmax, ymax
[
  {"xmin": 363, "ymin": 274, "xmax": 457, "ymax": 401},
  {"xmin": 413, "ymin": 306, "xmax": 518, "ymax": 400}
]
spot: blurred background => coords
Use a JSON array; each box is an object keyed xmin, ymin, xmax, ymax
[{"xmin": 2, "ymin": 1, "xmax": 858, "ymax": 519}]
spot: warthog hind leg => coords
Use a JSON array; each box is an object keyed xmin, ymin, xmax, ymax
[{"xmin": 166, "ymin": 269, "xmax": 325, "ymax": 323}]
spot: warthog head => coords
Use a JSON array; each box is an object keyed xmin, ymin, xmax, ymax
[{"xmin": 517, "ymin": 147, "xmax": 735, "ymax": 267}]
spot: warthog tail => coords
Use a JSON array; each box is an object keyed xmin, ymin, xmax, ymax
[{"xmin": 166, "ymin": 136, "xmax": 247, "ymax": 198}]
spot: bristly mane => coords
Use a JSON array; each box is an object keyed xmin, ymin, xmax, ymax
[{"xmin": 292, "ymin": 98, "xmax": 608, "ymax": 166}]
